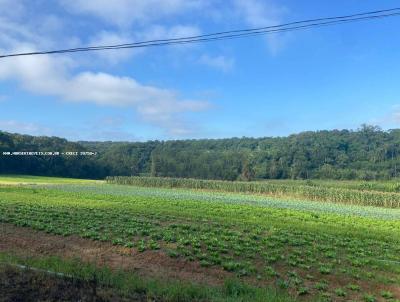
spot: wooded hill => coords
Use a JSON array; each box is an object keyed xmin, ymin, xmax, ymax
[{"xmin": 1, "ymin": 125, "xmax": 400, "ymax": 180}]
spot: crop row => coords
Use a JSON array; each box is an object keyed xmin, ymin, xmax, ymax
[
  {"xmin": 106, "ymin": 176, "xmax": 400, "ymax": 208},
  {"xmin": 267, "ymin": 179, "xmax": 400, "ymax": 193},
  {"xmin": 42, "ymin": 184, "xmax": 400, "ymax": 221}
]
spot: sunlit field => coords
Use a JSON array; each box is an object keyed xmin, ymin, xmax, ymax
[
  {"xmin": 0, "ymin": 175, "xmax": 101, "ymax": 185},
  {"xmin": 0, "ymin": 175, "xmax": 399, "ymax": 301}
]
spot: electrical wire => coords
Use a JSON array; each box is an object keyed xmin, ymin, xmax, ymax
[{"xmin": 1, "ymin": 7, "xmax": 399, "ymax": 59}]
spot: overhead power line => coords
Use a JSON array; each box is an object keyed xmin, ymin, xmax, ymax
[{"xmin": 1, "ymin": 7, "xmax": 400, "ymax": 59}]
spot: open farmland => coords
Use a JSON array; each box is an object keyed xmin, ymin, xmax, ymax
[{"xmin": 0, "ymin": 176, "xmax": 399, "ymax": 301}]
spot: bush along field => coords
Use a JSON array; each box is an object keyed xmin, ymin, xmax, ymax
[{"xmin": 0, "ymin": 176, "xmax": 399, "ymax": 301}]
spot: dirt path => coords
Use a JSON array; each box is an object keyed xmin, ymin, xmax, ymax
[{"xmin": 0, "ymin": 223, "xmax": 230, "ymax": 286}]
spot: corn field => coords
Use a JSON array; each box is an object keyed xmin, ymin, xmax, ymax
[{"xmin": 106, "ymin": 176, "xmax": 400, "ymax": 208}]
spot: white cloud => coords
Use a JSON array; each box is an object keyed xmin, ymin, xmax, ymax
[
  {"xmin": 0, "ymin": 3, "xmax": 74, "ymax": 52},
  {"xmin": 139, "ymin": 24, "xmax": 201, "ymax": 40},
  {"xmin": 233, "ymin": 0, "xmax": 288, "ymax": 54},
  {"xmin": 199, "ymin": 54, "xmax": 235, "ymax": 72},
  {"xmin": 0, "ymin": 0, "xmax": 26, "ymax": 19},
  {"xmin": 234, "ymin": 0, "xmax": 281, "ymax": 27},
  {"xmin": 88, "ymin": 31, "xmax": 139, "ymax": 64},
  {"xmin": 79, "ymin": 129, "xmax": 140, "ymax": 141},
  {"xmin": 368, "ymin": 105, "xmax": 400, "ymax": 129},
  {"xmin": 72, "ymin": 117, "xmax": 142, "ymax": 141},
  {"xmin": 0, "ymin": 46, "xmax": 210, "ymax": 136},
  {"xmin": 0, "ymin": 17, "xmax": 36, "ymax": 47},
  {"xmin": 0, "ymin": 120, "xmax": 53, "ymax": 136},
  {"xmin": 0, "ymin": 119, "xmax": 144, "ymax": 141},
  {"xmin": 386, "ymin": 106, "xmax": 400, "ymax": 125},
  {"xmin": 0, "ymin": 1, "xmax": 216, "ymax": 137},
  {"xmin": 80, "ymin": 25, "xmax": 202, "ymax": 64},
  {"xmin": 61, "ymin": 0, "xmax": 204, "ymax": 27}
]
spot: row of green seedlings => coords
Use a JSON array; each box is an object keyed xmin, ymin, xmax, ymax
[
  {"xmin": 106, "ymin": 176, "xmax": 400, "ymax": 208},
  {"xmin": 4, "ymin": 207, "xmax": 398, "ymax": 300},
  {"xmin": 6, "ymin": 204, "xmax": 399, "ymax": 284}
]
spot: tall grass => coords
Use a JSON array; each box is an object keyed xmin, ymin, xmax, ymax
[
  {"xmin": 268, "ymin": 179, "xmax": 400, "ymax": 193},
  {"xmin": 106, "ymin": 176, "xmax": 400, "ymax": 208}
]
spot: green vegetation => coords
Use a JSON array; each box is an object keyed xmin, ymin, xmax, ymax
[
  {"xmin": 262, "ymin": 178, "xmax": 400, "ymax": 193},
  {"xmin": 34, "ymin": 183, "xmax": 400, "ymax": 220},
  {"xmin": 2, "ymin": 124, "xmax": 400, "ymax": 181},
  {"xmin": 0, "ymin": 253, "xmax": 293, "ymax": 302},
  {"xmin": 0, "ymin": 178, "xmax": 399, "ymax": 301},
  {"xmin": 106, "ymin": 176, "xmax": 400, "ymax": 208},
  {"xmin": 0, "ymin": 175, "xmax": 100, "ymax": 185}
]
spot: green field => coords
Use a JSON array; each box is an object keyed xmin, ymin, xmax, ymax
[
  {"xmin": 0, "ymin": 174, "xmax": 101, "ymax": 185},
  {"xmin": 0, "ymin": 175, "xmax": 399, "ymax": 301},
  {"xmin": 106, "ymin": 176, "xmax": 400, "ymax": 207}
]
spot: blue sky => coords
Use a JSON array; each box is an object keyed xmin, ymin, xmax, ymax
[{"xmin": 0, "ymin": 0, "xmax": 400, "ymax": 141}]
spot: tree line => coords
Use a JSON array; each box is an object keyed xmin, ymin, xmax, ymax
[{"xmin": 1, "ymin": 125, "xmax": 400, "ymax": 181}]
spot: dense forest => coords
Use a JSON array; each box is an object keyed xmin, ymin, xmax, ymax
[{"xmin": 1, "ymin": 125, "xmax": 400, "ymax": 181}]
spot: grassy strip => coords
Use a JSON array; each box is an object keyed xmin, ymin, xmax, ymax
[
  {"xmin": 106, "ymin": 176, "xmax": 400, "ymax": 208},
  {"xmin": 0, "ymin": 174, "xmax": 100, "ymax": 184},
  {"xmin": 0, "ymin": 252, "xmax": 295, "ymax": 302}
]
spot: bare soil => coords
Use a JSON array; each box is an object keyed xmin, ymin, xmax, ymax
[
  {"xmin": 1, "ymin": 223, "xmax": 399, "ymax": 301},
  {"xmin": 0, "ymin": 223, "xmax": 230, "ymax": 286}
]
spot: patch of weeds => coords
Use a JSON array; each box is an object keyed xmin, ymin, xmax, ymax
[
  {"xmin": 124, "ymin": 242, "xmax": 134, "ymax": 248},
  {"xmin": 276, "ymin": 279, "xmax": 289, "ymax": 289},
  {"xmin": 347, "ymin": 284, "xmax": 360, "ymax": 291},
  {"xmin": 319, "ymin": 292, "xmax": 332, "ymax": 302},
  {"xmin": 200, "ymin": 260, "xmax": 211, "ymax": 267},
  {"xmin": 222, "ymin": 261, "xmax": 242, "ymax": 272},
  {"xmin": 364, "ymin": 294, "xmax": 377, "ymax": 302},
  {"xmin": 149, "ymin": 240, "xmax": 160, "ymax": 250},
  {"xmin": 319, "ymin": 265, "xmax": 331, "ymax": 274},
  {"xmin": 137, "ymin": 240, "xmax": 146, "ymax": 252},
  {"xmin": 334, "ymin": 288, "xmax": 347, "ymax": 297},
  {"xmin": 166, "ymin": 249, "xmax": 179, "ymax": 258},
  {"xmin": 380, "ymin": 290, "xmax": 394, "ymax": 299},
  {"xmin": 264, "ymin": 266, "xmax": 278, "ymax": 277},
  {"xmin": 112, "ymin": 238, "xmax": 124, "ymax": 245},
  {"xmin": 324, "ymin": 251, "xmax": 336, "ymax": 258},
  {"xmin": 315, "ymin": 280, "xmax": 329, "ymax": 291},
  {"xmin": 297, "ymin": 286, "xmax": 309, "ymax": 296}
]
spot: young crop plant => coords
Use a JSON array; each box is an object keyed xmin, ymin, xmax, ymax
[
  {"xmin": 297, "ymin": 286, "xmax": 309, "ymax": 296},
  {"xmin": 318, "ymin": 265, "xmax": 332, "ymax": 275},
  {"xmin": 363, "ymin": 294, "xmax": 377, "ymax": 302},
  {"xmin": 314, "ymin": 280, "xmax": 329, "ymax": 291},
  {"xmin": 264, "ymin": 266, "xmax": 278, "ymax": 277},
  {"xmin": 334, "ymin": 288, "xmax": 347, "ymax": 297},
  {"xmin": 346, "ymin": 284, "xmax": 360, "ymax": 291},
  {"xmin": 380, "ymin": 290, "xmax": 394, "ymax": 299}
]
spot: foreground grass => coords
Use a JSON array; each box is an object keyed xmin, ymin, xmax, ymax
[
  {"xmin": 0, "ymin": 174, "xmax": 101, "ymax": 185},
  {"xmin": 0, "ymin": 182, "xmax": 399, "ymax": 301},
  {"xmin": 0, "ymin": 252, "xmax": 294, "ymax": 302}
]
